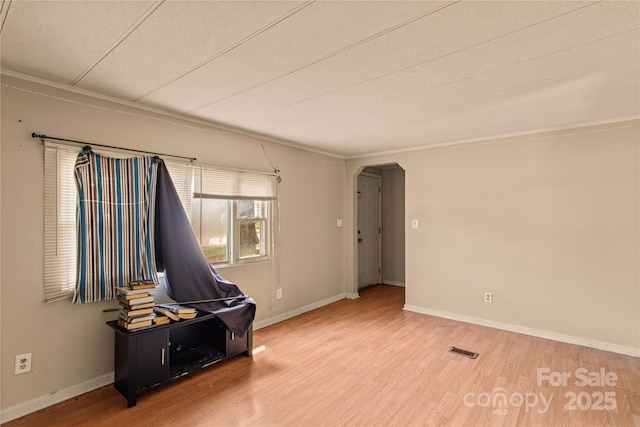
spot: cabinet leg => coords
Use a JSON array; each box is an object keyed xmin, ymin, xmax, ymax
[
  {"xmin": 244, "ymin": 327, "xmax": 253, "ymax": 357},
  {"xmin": 127, "ymin": 395, "xmax": 137, "ymax": 408}
]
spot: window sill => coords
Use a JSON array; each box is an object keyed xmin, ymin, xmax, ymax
[{"xmin": 213, "ymin": 257, "xmax": 270, "ymax": 269}]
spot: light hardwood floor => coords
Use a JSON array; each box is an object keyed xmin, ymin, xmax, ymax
[{"xmin": 5, "ymin": 285, "xmax": 640, "ymax": 427}]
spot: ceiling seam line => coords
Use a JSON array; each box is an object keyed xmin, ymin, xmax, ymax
[
  {"xmin": 132, "ymin": 0, "xmax": 317, "ymax": 103},
  {"xmin": 189, "ymin": 0, "xmax": 600, "ymax": 118},
  {"xmin": 184, "ymin": 0, "xmax": 461, "ymax": 115},
  {"xmin": 224, "ymin": 0, "xmax": 606, "ymax": 124},
  {"xmin": 69, "ymin": 0, "xmax": 166, "ymax": 87},
  {"xmin": 374, "ymin": 28, "xmax": 640, "ymax": 107},
  {"xmin": 0, "ymin": 0, "xmax": 12, "ymax": 34},
  {"xmin": 266, "ymin": 49, "xmax": 638, "ymax": 139},
  {"xmin": 464, "ymin": 54, "xmax": 640, "ymax": 106}
]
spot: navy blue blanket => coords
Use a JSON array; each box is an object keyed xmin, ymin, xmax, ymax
[{"xmin": 154, "ymin": 160, "xmax": 256, "ymax": 337}]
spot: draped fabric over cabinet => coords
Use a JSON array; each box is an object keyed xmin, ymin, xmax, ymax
[
  {"xmin": 74, "ymin": 149, "xmax": 158, "ymax": 303},
  {"xmin": 155, "ymin": 161, "xmax": 256, "ymax": 337}
]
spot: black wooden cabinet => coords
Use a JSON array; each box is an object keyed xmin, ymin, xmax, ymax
[{"xmin": 107, "ymin": 313, "xmax": 252, "ymax": 407}]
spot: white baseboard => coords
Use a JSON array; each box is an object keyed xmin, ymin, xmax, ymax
[
  {"xmin": 404, "ymin": 305, "xmax": 640, "ymax": 358},
  {"xmin": 2, "ymin": 293, "xmax": 349, "ymax": 423},
  {"xmin": 383, "ymin": 280, "xmax": 405, "ymax": 287},
  {"xmin": 254, "ymin": 293, "xmax": 347, "ymax": 330},
  {"xmin": 0, "ymin": 372, "xmax": 113, "ymax": 424},
  {"xmin": 345, "ymin": 292, "xmax": 359, "ymax": 300}
]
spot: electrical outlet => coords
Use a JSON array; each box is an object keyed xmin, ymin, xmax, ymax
[
  {"xmin": 484, "ymin": 292, "xmax": 493, "ymax": 304},
  {"xmin": 276, "ymin": 288, "xmax": 283, "ymax": 299},
  {"xmin": 15, "ymin": 353, "xmax": 32, "ymax": 375}
]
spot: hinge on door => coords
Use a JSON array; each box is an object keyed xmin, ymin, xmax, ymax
[
  {"xmin": 379, "ymin": 227, "xmax": 381, "ymax": 234},
  {"xmin": 378, "ymin": 187, "xmax": 381, "ymax": 192}
]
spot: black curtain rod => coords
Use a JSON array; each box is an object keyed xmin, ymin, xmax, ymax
[{"xmin": 32, "ymin": 132, "xmax": 196, "ymax": 162}]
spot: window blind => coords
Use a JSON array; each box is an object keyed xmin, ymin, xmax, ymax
[
  {"xmin": 164, "ymin": 161, "xmax": 194, "ymax": 219},
  {"xmin": 44, "ymin": 143, "xmax": 78, "ymax": 302},
  {"xmin": 194, "ymin": 166, "xmax": 277, "ymax": 200}
]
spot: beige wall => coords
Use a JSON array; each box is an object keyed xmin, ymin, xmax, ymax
[
  {"xmin": 347, "ymin": 121, "xmax": 640, "ymax": 352},
  {"xmin": 2, "ymin": 71, "xmax": 639, "ymax": 417},
  {"xmin": 382, "ymin": 167, "xmax": 405, "ymax": 285},
  {"xmin": 0, "ymin": 75, "xmax": 346, "ymax": 411}
]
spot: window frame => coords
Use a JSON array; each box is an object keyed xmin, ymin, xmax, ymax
[
  {"xmin": 166, "ymin": 161, "xmax": 276, "ymax": 268},
  {"xmin": 233, "ymin": 200, "xmax": 270, "ymax": 265},
  {"xmin": 190, "ymin": 196, "xmax": 271, "ymax": 267}
]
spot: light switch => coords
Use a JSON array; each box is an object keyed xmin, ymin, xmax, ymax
[
  {"xmin": 337, "ymin": 219, "xmax": 343, "ymax": 227},
  {"xmin": 411, "ymin": 219, "xmax": 419, "ymax": 229}
]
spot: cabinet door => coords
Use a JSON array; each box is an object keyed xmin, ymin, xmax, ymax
[
  {"xmin": 136, "ymin": 331, "xmax": 168, "ymax": 390},
  {"xmin": 227, "ymin": 330, "xmax": 249, "ymax": 356}
]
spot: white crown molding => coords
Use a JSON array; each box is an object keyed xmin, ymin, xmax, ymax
[
  {"xmin": 346, "ymin": 117, "xmax": 640, "ymax": 161},
  {"xmin": 5, "ymin": 69, "xmax": 637, "ymax": 163},
  {"xmin": 0, "ymin": 69, "xmax": 346, "ymax": 161}
]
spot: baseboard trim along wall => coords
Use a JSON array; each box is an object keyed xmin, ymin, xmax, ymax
[
  {"xmin": 0, "ymin": 372, "xmax": 114, "ymax": 424},
  {"xmin": 383, "ymin": 280, "xmax": 405, "ymax": 287},
  {"xmin": 254, "ymin": 292, "xmax": 347, "ymax": 330},
  {"xmin": 2, "ymin": 292, "xmax": 349, "ymax": 424},
  {"xmin": 404, "ymin": 304, "xmax": 640, "ymax": 358},
  {"xmin": 5, "ymin": 295, "xmax": 636, "ymax": 423}
]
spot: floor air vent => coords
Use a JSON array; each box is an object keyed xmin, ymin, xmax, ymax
[{"xmin": 450, "ymin": 346, "xmax": 479, "ymax": 359}]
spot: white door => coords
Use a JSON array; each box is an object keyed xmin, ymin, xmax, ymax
[{"xmin": 357, "ymin": 173, "xmax": 381, "ymax": 289}]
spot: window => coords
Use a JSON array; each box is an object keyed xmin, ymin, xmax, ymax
[
  {"xmin": 237, "ymin": 200, "xmax": 268, "ymax": 260},
  {"xmin": 190, "ymin": 198, "xmax": 270, "ymax": 264},
  {"xmin": 171, "ymin": 162, "xmax": 275, "ymax": 265},
  {"xmin": 44, "ymin": 144, "xmax": 276, "ymax": 302},
  {"xmin": 192, "ymin": 198, "xmax": 230, "ymax": 263}
]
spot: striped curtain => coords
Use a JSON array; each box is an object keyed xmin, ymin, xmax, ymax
[{"xmin": 73, "ymin": 149, "xmax": 158, "ymax": 303}]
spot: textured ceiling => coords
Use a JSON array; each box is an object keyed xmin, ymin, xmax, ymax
[{"xmin": 1, "ymin": 0, "xmax": 639, "ymax": 158}]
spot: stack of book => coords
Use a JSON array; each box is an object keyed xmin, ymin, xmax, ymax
[
  {"xmin": 155, "ymin": 304, "xmax": 198, "ymax": 321},
  {"xmin": 116, "ymin": 281, "xmax": 156, "ymax": 331}
]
